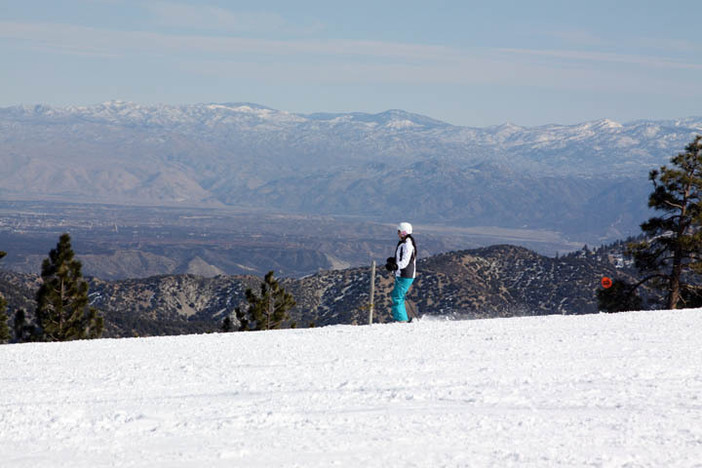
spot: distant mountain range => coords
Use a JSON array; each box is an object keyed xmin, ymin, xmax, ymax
[{"xmin": 2, "ymin": 101, "xmax": 701, "ymax": 244}]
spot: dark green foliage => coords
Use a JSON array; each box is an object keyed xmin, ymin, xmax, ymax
[
  {"xmin": 597, "ymin": 279, "xmax": 643, "ymax": 313},
  {"xmin": 0, "ymin": 304, "xmax": 8, "ymax": 343},
  {"xmin": 34, "ymin": 233, "xmax": 104, "ymax": 341},
  {"xmin": 0, "ymin": 251, "xmax": 9, "ymax": 343},
  {"xmin": 221, "ymin": 315, "xmax": 234, "ymax": 332},
  {"xmin": 13, "ymin": 309, "xmax": 34, "ymax": 342},
  {"xmin": 677, "ymin": 284, "xmax": 702, "ymax": 308},
  {"xmin": 629, "ymin": 136, "xmax": 702, "ymax": 309},
  {"xmin": 235, "ymin": 271, "xmax": 296, "ymax": 331}
]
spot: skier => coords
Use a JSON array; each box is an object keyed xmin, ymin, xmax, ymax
[{"xmin": 385, "ymin": 222, "xmax": 417, "ymax": 322}]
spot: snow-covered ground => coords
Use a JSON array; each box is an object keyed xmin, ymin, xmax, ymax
[{"xmin": 1, "ymin": 310, "xmax": 701, "ymax": 467}]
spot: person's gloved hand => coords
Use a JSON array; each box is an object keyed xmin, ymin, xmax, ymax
[{"xmin": 385, "ymin": 257, "xmax": 398, "ymax": 272}]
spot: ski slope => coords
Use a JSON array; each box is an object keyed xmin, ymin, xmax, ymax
[{"xmin": 1, "ymin": 309, "xmax": 701, "ymax": 467}]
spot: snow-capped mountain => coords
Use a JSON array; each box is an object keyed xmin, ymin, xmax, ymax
[{"xmin": 1, "ymin": 101, "xmax": 701, "ymax": 242}]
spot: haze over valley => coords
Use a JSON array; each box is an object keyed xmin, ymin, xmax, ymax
[{"xmin": 2, "ymin": 102, "xmax": 701, "ymax": 279}]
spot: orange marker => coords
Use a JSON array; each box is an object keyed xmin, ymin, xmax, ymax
[{"xmin": 601, "ymin": 277, "xmax": 613, "ymax": 289}]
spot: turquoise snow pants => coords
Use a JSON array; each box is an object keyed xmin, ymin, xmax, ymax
[{"xmin": 391, "ymin": 277, "xmax": 415, "ymax": 322}]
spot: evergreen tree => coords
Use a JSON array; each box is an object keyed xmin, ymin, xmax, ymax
[
  {"xmin": 13, "ymin": 309, "xmax": 34, "ymax": 343},
  {"xmin": 0, "ymin": 251, "xmax": 10, "ymax": 343},
  {"xmin": 235, "ymin": 271, "xmax": 296, "ymax": 331},
  {"xmin": 221, "ymin": 315, "xmax": 234, "ymax": 332},
  {"xmin": 597, "ymin": 279, "xmax": 643, "ymax": 313},
  {"xmin": 34, "ymin": 233, "xmax": 104, "ymax": 341},
  {"xmin": 629, "ymin": 136, "xmax": 702, "ymax": 309},
  {"xmin": 0, "ymin": 299, "xmax": 9, "ymax": 344}
]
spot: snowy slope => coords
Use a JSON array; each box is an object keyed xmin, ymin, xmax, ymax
[{"xmin": 1, "ymin": 309, "xmax": 701, "ymax": 467}]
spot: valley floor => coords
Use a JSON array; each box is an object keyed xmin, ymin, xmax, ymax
[{"xmin": 1, "ymin": 310, "xmax": 701, "ymax": 467}]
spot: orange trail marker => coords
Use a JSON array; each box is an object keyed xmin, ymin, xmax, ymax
[{"xmin": 601, "ymin": 277, "xmax": 613, "ymax": 289}]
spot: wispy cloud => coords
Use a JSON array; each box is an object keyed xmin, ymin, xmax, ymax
[
  {"xmin": 534, "ymin": 27, "xmax": 702, "ymax": 63},
  {"xmin": 541, "ymin": 29, "xmax": 611, "ymax": 48},
  {"xmin": 145, "ymin": 2, "xmax": 323, "ymax": 36},
  {"xmin": 635, "ymin": 37, "xmax": 702, "ymax": 55},
  {"xmin": 0, "ymin": 21, "xmax": 458, "ymax": 62},
  {"xmin": 0, "ymin": 19, "xmax": 700, "ymax": 95},
  {"xmin": 498, "ymin": 47, "xmax": 702, "ymax": 71},
  {"xmin": 0, "ymin": 22, "xmax": 124, "ymax": 57}
]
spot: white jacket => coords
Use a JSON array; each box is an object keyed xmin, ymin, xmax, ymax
[{"xmin": 395, "ymin": 237, "xmax": 416, "ymax": 278}]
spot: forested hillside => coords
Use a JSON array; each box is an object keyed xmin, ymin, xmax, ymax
[{"xmin": 0, "ymin": 244, "xmax": 636, "ymax": 338}]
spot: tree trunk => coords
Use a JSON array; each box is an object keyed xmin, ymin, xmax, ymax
[{"xmin": 668, "ymin": 272, "xmax": 681, "ymax": 309}]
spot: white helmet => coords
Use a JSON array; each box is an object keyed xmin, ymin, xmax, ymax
[{"xmin": 397, "ymin": 222, "xmax": 413, "ymax": 236}]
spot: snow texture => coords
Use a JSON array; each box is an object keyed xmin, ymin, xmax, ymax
[{"xmin": 1, "ymin": 309, "xmax": 701, "ymax": 467}]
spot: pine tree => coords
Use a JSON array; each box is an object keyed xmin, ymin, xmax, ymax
[
  {"xmin": 13, "ymin": 309, "xmax": 33, "ymax": 343},
  {"xmin": 0, "ymin": 299, "xmax": 9, "ymax": 344},
  {"xmin": 235, "ymin": 271, "xmax": 296, "ymax": 331},
  {"xmin": 597, "ymin": 279, "xmax": 643, "ymax": 313},
  {"xmin": 0, "ymin": 251, "xmax": 10, "ymax": 343},
  {"xmin": 629, "ymin": 135, "xmax": 702, "ymax": 309},
  {"xmin": 221, "ymin": 315, "xmax": 234, "ymax": 332},
  {"xmin": 34, "ymin": 233, "xmax": 104, "ymax": 341}
]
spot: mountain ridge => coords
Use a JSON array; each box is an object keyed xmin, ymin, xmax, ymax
[
  {"xmin": 5, "ymin": 100, "xmax": 700, "ymax": 129},
  {"xmin": 1, "ymin": 243, "xmax": 634, "ymax": 338},
  {"xmin": 2, "ymin": 102, "xmax": 701, "ymax": 245}
]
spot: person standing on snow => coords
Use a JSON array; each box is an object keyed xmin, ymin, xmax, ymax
[{"xmin": 385, "ymin": 222, "xmax": 417, "ymax": 322}]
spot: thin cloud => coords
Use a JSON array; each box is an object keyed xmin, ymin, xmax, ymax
[
  {"xmin": 498, "ymin": 47, "xmax": 702, "ymax": 71},
  {"xmin": 145, "ymin": 2, "xmax": 322, "ymax": 36},
  {"xmin": 180, "ymin": 52, "xmax": 701, "ymax": 98},
  {"xmin": 636, "ymin": 37, "xmax": 702, "ymax": 55},
  {"xmin": 1, "ymin": 20, "xmax": 700, "ymax": 96},
  {"xmin": 0, "ymin": 22, "xmax": 125, "ymax": 57},
  {"xmin": 2, "ymin": 19, "xmax": 698, "ymax": 72},
  {"xmin": 542, "ymin": 29, "xmax": 610, "ymax": 48},
  {"xmin": 0, "ymin": 21, "xmax": 459, "ymax": 62}
]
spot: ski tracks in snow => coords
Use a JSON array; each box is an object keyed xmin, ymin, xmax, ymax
[{"xmin": 1, "ymin": 310, "xmax": 701, "ymax": 467}]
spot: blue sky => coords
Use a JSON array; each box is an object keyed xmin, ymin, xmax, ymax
[{"xmin": 1, "ymin": 0, "xmax": 701, "ymax": 126}]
